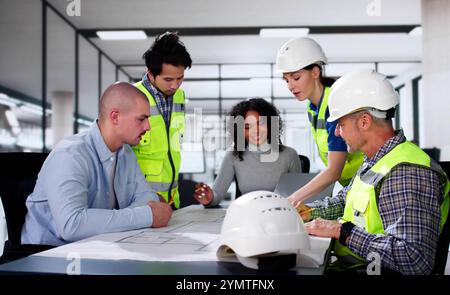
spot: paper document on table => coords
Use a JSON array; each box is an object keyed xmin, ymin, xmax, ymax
[
  {"xmin": 217, "ymin": 235, "xmax": 330, "ymax": 269},
  {"xmin": 297, "ymin": 236, "xmax": 331, "ymax": 268},
  {"xmin": 35, "ymin": 205, "xmax": 226, "ymax": 262},
  {"xmin": 34, "ymin": 205, "xmax": 330, "ymax": 268}
]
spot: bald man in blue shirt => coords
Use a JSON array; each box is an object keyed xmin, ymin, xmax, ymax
[{"xmin": 22, "ymin": 82, "xmax": 172, "ymax": 246}]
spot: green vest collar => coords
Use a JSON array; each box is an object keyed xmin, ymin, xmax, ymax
[{"xmin": 307, "ymin": 86, "xmax": 330, "ymax": 130}]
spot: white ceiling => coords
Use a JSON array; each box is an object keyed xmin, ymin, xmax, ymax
[
  {"xmin": 1, "ymin": 0, "xmax": 423, "ymax": 122},
  {"xmin": 47, "ymin": 0, "xmax": 422, "ymax": 68},
  {"xmin": 47, "ymin": 0, "xmax": 420, "ymax": 28}
]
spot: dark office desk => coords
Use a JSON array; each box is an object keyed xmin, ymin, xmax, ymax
[
  {"xmin": 0, "ymin": 204, "xmax": 330, "ymax": 275},
  {"xmin": 0, "ymin": 254, "xmax": 328, "ymax": 275}
]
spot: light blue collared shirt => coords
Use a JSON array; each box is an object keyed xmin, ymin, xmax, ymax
[{"xmin": 21, "ymin": 122, "xmax": 158, "ymax": 246}]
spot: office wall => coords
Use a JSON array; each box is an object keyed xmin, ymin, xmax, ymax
[
  {"xmin": 118, "ymin": 70, "xmax": 129, "ymax": 83},
  {"xmin": 422, "ymin": 0, "xmax": 450, "ymax": 160},
  {"xmin": 391, "ymin": 64, "xmax": 422, "ymax": 142},
  {"xmin": 0, "ymin": 2, "xmax": 121, "ymax": 151},
  {"xmin": 0, "ymin": 0, "xmax": 42, "ymax": 99},
  {"xmin": 101, "ymin": 56, "xmax": 116, "ymax": 94},
  {"xmin": 46, "ymin": 8, "xmax": 75, "ymax": 103},
  {"xmin": 79, "ymin": 37, "xmax": 99, "ymax": 121},
  {"xmin": 46, "ymin": 7, "xmax": 76, "ymax": 148}
]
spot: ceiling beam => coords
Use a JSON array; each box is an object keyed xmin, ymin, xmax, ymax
[{"xmin": 79, "ymin": 25, "xmax": 419, "ymax": 38}]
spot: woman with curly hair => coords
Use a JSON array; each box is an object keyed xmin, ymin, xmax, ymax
[{"xmin": 194, "ymin": 98, "xmax": 301, "ymax": 207}]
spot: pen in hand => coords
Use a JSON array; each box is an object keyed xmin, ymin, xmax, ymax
[
  {"xmin": 157, "ymin": 193, "xmax": 174, "ymax": 205},
  {"xmin": 297, "ymin": 206, "xmax": 314, "ymax": 222},
  {"xmin": 297, "ymin": 207, "xmax": 314, "ymax": 214}
]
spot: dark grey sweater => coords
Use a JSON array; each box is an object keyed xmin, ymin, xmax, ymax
[{"xmin": 208, "ymin": 145, "xmax": 301, "ymax": 207}]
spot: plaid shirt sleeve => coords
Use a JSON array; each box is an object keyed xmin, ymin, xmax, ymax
[
  {"xmin": 307, "ymin": 185, "xmax": 350, "ymax": 221},
  {"xmin": 347, "ymin": 165, "xmax": 443, "ymax": 275}
]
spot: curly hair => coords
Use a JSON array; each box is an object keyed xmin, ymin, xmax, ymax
[
  {"xmin": 227, "ymin": 98, "xmax": 284, "ymax": 161},
  {"xmin": 143, "ymin": 32, "xmax": 192, "ymax": 76}
]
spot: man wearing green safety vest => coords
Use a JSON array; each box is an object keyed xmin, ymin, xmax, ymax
[
  {"xmin": 299, "ymin": 69, "xmax": 449, "ymax": 275},
  {"xmin": 133, "ymin": 32, "xmax": 192, "ymax": 209}
]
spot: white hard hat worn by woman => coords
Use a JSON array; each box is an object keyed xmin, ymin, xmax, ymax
[{"xmin": 276, "ymin": 37, "xmax": 327, "ymax": 73}]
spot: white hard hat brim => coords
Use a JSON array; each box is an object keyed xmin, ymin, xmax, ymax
[
  {"xmin": 327, "ymin": 114, "xmax": 341, "ymax": 123},
  {"xmin": 276, "ymin": 60, "xmax": 327, "ymax": 74}
]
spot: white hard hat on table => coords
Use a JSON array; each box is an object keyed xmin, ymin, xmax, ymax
[{"xmin": 217, "ymin": 190, "xmax": 310, "ymax": 270}]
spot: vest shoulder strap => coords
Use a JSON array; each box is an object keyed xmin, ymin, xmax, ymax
[
  {"xmin": 134, "ymin": 81, "xmax": 157, "ymax": 106},
  {"xmin": 307, "ymin": 86, "xmax": 330, "ymax": 130},
  {"xmin": 372, "ymin": 141, "xmax": 430, "ymax": 174},
  {"xmin": 361, "ymin": 141, "xmax": 431, "ymax": 187},
  {"xmin": 173, "ymin": 88, "xmax": 185, "ymax": 104},
  {"xmin": 317, "ymin": 86, "xmax": 330, "ymax": 120}
]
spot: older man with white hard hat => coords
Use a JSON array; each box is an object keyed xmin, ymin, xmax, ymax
[{"xmin": 300, "ymin": 69, "xmax": 449, "ymax": 275}]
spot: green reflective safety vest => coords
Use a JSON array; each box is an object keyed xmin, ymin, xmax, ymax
[
  {"xmin": 307, "ymin": 86, "xmax": 364, "ymax": 186},
  {"xmin": 132, "ymin": 81, "xmax": 185, "ymax": 209},
  {"xmin": 334, "ymin": 141, "xmax": 450, "ymax": 266}
]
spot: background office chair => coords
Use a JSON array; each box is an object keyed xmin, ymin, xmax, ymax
[
  {"xmin": 234, "ymin": 175, "xmax": 242, "ymax": 199},
  {"xmin": 423, "ymin": 147, "xmax": 441, "ymax": 162},
  {"xmin": 234, "ymin": 155, "xmax": 311, "ymax": 199},
  {"xmin": 299, "ymin": 155, "xmax": 310, "ymax": 173},
  {"xmin": 177, "ymin": 175, "xmax": 199, "ymax": 208},
  {"xmin": 0, "ymin": 152, "xmax": 54, "ymax": 263},
  {"xmin": 432, "ymin": 161, "xmax": 450, "ymax": 275}
]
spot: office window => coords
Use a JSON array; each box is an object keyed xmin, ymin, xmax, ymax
[
  {"xmin": 412, "ymin": 76, "xmax": 422, "ymax": 144},
  {"xmin": 221, "ymin": 64, "xmax": 271, "ymax": 79},
  {"xmin": 182, "ymin": 81, "xmax": 219, "ymax": 99},
  {"xmin": 394, "ymin": 84, "xmax": 404, "ymax": 130},
  {"xmin": 325, "ymin": 63, "xmax": 375, "ymax": 77},
  {"xmin": 185, "ymin": 65, "xmax": 219, "ymax": 79},
  {"xmin": 46, "ymin": 7, "xmax": 76, "ymax": 149},
  {"xmin": 221, "ymin": 79, "xmax": 271, "ymax": 98},
  {"xmin": 101, "ymin": 56, "xmax": 116, "ymax": 94},
  {"xmin": 79, "ymin": 37, "xmax": 98, "ymax": 123}
]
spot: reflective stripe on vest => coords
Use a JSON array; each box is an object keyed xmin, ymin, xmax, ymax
[
  {"xmin": 149, "ymin": 108, "xmax": 160, "ymax": 116},
  {"xmin": 306, "ymin": 86, "xmax": 364, "ymax": 186},
  {"xmin": 148, "ymin": 181, "xmax": 179, "ymax": 192},
  {"xmin": 173, "ymin": 103, "xmax": 185, "ymax": 113},
  {"xmin": 132, "ymin": 81, "xmax": 185, "ymax": 209},
  {"xmin": 334, "ymin": 141, "xmax": 450, "ymax": 266}
]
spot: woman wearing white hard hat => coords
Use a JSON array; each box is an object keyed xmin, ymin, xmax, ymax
[{"xmin": 276, "ymin": 37, "xmax": 363, "ymax": 207}]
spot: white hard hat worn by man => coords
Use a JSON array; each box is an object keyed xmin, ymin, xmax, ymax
[{"xmin": 327, "ymin": 68, "xmax": 399, "ymax": 122}]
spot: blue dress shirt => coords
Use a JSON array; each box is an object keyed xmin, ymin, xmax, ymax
[{"xmin": 21, "ymin": 122, "xmax": 158, "ymax": 246}]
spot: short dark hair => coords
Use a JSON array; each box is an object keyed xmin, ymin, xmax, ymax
[
  {"xmin": 228, "ymin": 98, "xmax": 285, "ymax": 161},
  {"xmin": 143, "ymin": 32, "xmax": 192, "ymax": 76}
]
